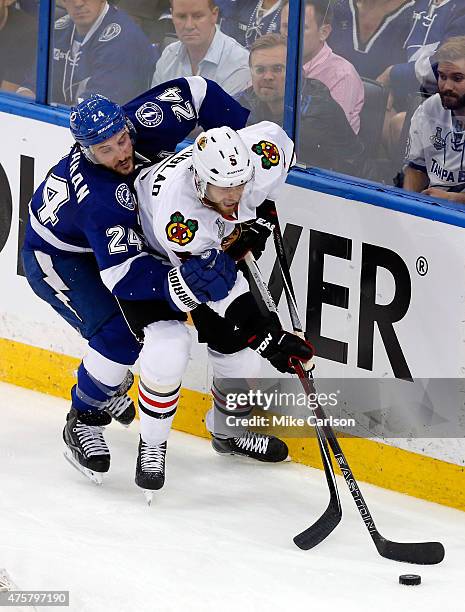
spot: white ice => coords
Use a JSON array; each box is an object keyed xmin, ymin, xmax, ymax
[{"xmin": 1, "ymin": 382, "xmax": 464, "ymax": 612}]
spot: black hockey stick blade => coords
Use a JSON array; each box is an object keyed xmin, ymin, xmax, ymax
[
  {"xmin": 293, "ymin": 503, "xmax": 341, "ymax": 550},
  {"xmin": 293, "ymin": 417, "xmax": 342, "ymax": 550},
  {"xmin": 293, "ymin": 364, "xmax": 446, "ymax": 565},
  {"xmin": 373, "ymin": 534, "xmax": 445, "ymax": 565},
  {"xmin": 242, "ymin": 254, "xmax": 343, "ymax": 552}
]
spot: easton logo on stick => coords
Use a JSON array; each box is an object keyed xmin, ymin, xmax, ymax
[
  {"xmin": 166, "ymin": 211, "xmax": 198, "ymax": 246},
  {"xmin": 251, "ymin": 140, "xmax": 280, "ymax": 169}
]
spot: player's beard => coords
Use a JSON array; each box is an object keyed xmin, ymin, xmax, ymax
[
  {"xmin": 439, "ymin": 90, "xmax": 465, "ymax": 112},
  {"xmin": 115, "ymin": 154, "xmax": 135, "ymax": 175},
  {"xmin": 203, "ymin": 196, "xmax": 239, "ymax": 220}
]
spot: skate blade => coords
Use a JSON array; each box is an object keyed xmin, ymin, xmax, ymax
[
  {"xmin": 0, "ymin": 568, "xmax": 17, "ymax": 592},
  {"xmin": 114, "ymin": 421, "xmax": 131, "ymax": 429},
  {"xmin": 142, "ymin": 490, "xmax": 154, "ymax": 506},
  {"xmin": 0, "ymin": 568, "xmax": 40, "ymax": 611},
  {"xmin": 212, "ymin": 448, "xmax": 291, "ymax": 463},
  {"xmin": 63, "ymin": 448, "xmax": 104, "ymax": 485}
]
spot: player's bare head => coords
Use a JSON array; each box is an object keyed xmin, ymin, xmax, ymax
[
  {"xmin": 249, "ymin": 34, "xmax": 287, "ymax": 107},
  {"xmin": 170, "ymin": 0, "xmax": 218, "ymax": 50},
  {"xmin": 61, "ymin": 0, "xmax": 106, "ymax": 36},
  {"xmin": 436, "ymin": 36, "xmax": 465, "ymax": 113},
  {"xmin": 192, "ymin": 127, "xmax": 254, "ymax": 220},
  {"xmin": 70, "ymin": 94, "xmax": 135, "ymax": 174}
]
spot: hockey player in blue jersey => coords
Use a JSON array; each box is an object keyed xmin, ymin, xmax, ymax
[{"xmin": 22, "ymin": 77, "xmax": 249, "ymax": 484}]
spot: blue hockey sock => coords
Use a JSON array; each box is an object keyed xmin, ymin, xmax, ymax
[{"xmin": 71, "ymin": 362, "xmax": 120, "ymax": 413}]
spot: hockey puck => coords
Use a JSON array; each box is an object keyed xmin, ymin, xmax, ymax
[{"xmin": 399, "ymin": 574, "xmax": 421, "ymax": 586}]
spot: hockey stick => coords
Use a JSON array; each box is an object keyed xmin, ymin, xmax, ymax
[
  {"xmin": 271, "ymin": 219, "xmax": 445, "ymax": 564},
  {"xmin": 244, "ymin": 253, "xmax": 342, "ymax": 550},
  {"xmin": 293, "ymin": 361, "xmax": 445, "ymax": 564}
]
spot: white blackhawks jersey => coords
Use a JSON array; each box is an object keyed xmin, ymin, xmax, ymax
[
  {"xmin": 135, "ymin": 121, "xmax": 295, "ymax": 266},
  {"xmin": 406, "ymin": 93, "xmax": 465, "ymax": 191}
]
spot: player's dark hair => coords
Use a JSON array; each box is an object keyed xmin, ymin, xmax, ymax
[{"xmin": 281, "ymin": 0, "xmax": 334, "ymax": 27}]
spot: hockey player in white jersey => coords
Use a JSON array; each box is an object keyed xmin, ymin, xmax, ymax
[{"xmin": 131, "ymin": 121, "xmax": 314, "ymax": 496}]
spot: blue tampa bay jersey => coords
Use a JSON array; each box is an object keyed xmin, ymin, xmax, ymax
[
  {"xmin": 24, "ymin": 77, "xmax": 250, "ymax": 302},
  {"xmin": 390, "ymin": 0, "xmax": 465, "ymax": 94},
  {"xmin": 217, "ymin": 0, "xmax": 282, "ymax": 49},
  {"xmin": 329, "ymin": 0, "xmax": 415, "ymax": 81}
]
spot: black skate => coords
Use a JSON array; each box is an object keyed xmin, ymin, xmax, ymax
[
  {"xmin": 63, "ymin": 407, "xmax": 111, "ymax": 485},
  {"xmin": 135, "ymin": 437, "xmax": 167, "ymax": 505},
  {"xmin": 104, "ymin": 371, "xmax": 136, "ymax": 426},
  {"xmin": 211, "ymin": 431, "xmax": 288, "ymax": 463},
  {"xmin": 105, "ymin": 394, "xmax": 136, "ymax": 427}
]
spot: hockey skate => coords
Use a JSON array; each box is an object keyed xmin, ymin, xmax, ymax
[
  {"xmin": 135, "ymin": 437, "xmax": 167, "ymax": 505},
  {"xmin": 0, "ymin": 568, "xmax": 17, "ymax": 592},
  {"xmin": 63, "ymin": 407, "xmax": 111, "ymax": 485},
  {"xmin": 211, "ymin": 431, "xmax": 288, "ymax": 462},
  {"xmin": 0, "ymin": 569, "xmax": 38, "ymax": 612},
  {"xmin": 104, "ymin": 371, "xmax": 136, "ymax": 427}
]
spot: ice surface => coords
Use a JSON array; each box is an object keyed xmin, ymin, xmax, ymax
[{"xmin": 0, "ymin": 382, "xmax": 463, "ymax": 612}]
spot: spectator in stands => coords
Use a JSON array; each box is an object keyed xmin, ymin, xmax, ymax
[
  {"xmin": 404, "ymin": 37, "xmax": 465, "ymax": 205},
  {"xmin": 22, "ymin": 0, "xmax": 159, "ymax": 105},
  {"xmin": 216, "ymin": 0, "xmax": 282, "ymax": 49},
  {"xmin": 152, "ymin": 0, "xmax": 251, "ymax": 96},
  {"xmin": 329, "ymin": 0, "xmax": 415, "ymax": 82},
  {"xmin": 280, "ymin": 0, "xmax": 364, "ymax": 133},
  {"xmin": 376, "ymin": 0, "xmax": 465, "ymax": 98},
  {"xmin": 116, "ymin": 0, "xmax": 159, "ymax": 32},
  {"xmin": 0, "ymin": 0, "xmax": 37, "ymax": 93},
  {"xmin": 377, "ymin": 1, "xmax": 465, "ymax": 166},
  {"xmin": 116, "ymin": 0, "xmax": 174, "ymax": 46},
  {"xmin": 236, "ymin": 34, "xmax": 362, "ymax": 173}
]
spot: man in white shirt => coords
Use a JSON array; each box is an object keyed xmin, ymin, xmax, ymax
[
  {"xmin": 404, "ymin": 36, "xmax": 465, "ymax": 205},
  {"xmin": 151, "ymin": 0, "xmax": 251, "ymax": 96}
]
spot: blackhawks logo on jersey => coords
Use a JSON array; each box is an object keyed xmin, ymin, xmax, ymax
[
  {"xmin": 251, "ymin": 140, "xmax": 280, "ymax": 169},
  {"xmin": 166, "ymin": 212, "xmax": 198, "ymax": 246}
]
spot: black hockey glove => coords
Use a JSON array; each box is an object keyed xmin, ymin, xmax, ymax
[
  {"xmin": 224, "ymin": 199, "xmax": 277, "ymax": 261},
  {"xmin": 247, "ymin": 317, "xmax": 315, "ymax": 374}
]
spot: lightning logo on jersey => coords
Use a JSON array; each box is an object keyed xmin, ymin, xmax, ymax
[
  {"xmin": 36, "ymin": 252, "xmax": 83, "ymax": 322},
  {"xmin": 135, "ymin": 102, "xmax": 164, "ymax": 128},
  {"xmin": 166, "ymin": 212, "xmax": 198, "ymax": 246}
]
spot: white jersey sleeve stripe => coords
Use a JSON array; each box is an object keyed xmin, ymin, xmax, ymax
[
  {"xmin": 185, "ymin": 76, "xmax": 208, "ymax": 115},
  {"xmin": 29, "ymin": 207, "xmax": 93, "ymax": 253},
  {"xmin": 100, "ymin": 252, "xmax": 149, "ymax": 292}
]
